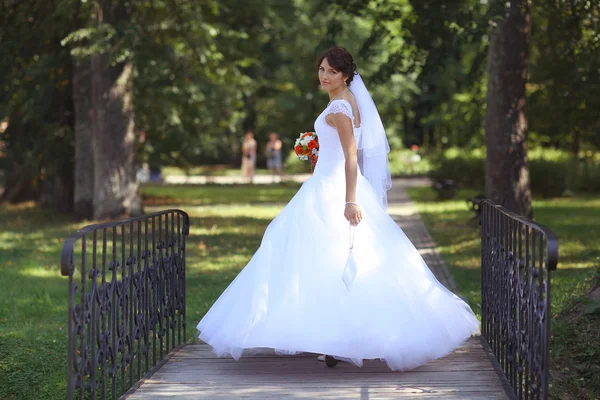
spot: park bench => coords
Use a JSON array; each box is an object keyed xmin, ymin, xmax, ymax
[
  {"xmin": 61, "ymin": 200, "xmax": 557, "ymax": 399},
  {"xmin": 467, "ymin": 193, "xmax": 486, "ymax": 221},
  {"xmin": 432, "ymin": 178, "xmax": 458, "ymax": 200}
]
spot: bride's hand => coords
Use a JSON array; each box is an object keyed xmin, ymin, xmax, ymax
[{"xmin": 344, "ymin": 203, "xmax": 363, "ymax": 226}]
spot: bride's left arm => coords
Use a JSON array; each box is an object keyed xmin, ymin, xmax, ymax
[{"xmin": 327, "ymin": 113, "xmax": 363, "ymax": 225}]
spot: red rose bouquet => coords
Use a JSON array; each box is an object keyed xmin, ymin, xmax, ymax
[{"xmin": 294, "ymin": 132, "xmax": 319, "ymax": 167}]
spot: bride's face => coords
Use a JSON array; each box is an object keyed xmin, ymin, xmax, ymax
[{"xmin": 318, "ymin": 58, "xmax": 346, "ymax": 92}]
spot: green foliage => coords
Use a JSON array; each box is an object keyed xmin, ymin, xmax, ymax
[
  {"xmin": 427, "ymin": 148, "xmax": 486, "ymax": 190},
  {"xmin": 62, "ymin": 23, "xmax": 118, "ymax": 59},
  {"xmin": 284, "ymin": 150, "xmax": 313, "ymax": 174},
  {"xmin": 388, "ymin": 149, "xmax": 433, "ymax": 176},
  {"xmin": 428, "ymin": 148, "xmax": 600, "ymax": 196},
  {"xmin": 529, "ymin": 0, "xmax": 600, "ymax": 154},
  {"xmin": 2, "ymin": 0, "xmax": 600, "ymax": 207},
  {"xmin": 0, "ymin": 1, "xmax": 82, "ymax": 201}
]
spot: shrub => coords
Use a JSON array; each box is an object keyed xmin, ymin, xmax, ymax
[
  {"xmin": 286, "ymin": 149, "xmax": 434, "ymax": 177},
  {"xmin": 428, "ymin": 150, "xmax": 485, "ymax": 191},
  {"xmin": 388, "ymin": 149, "xmax": 433, "ymax": 177},
  {"xmin": 284, "ymin": 150, "xmax": 311, "ymax": 174},
  {"xmin": 427, "ymin": 147, "xmax": 600, "ymax": 197}
]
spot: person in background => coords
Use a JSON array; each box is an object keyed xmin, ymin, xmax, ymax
[
  {"xmin": 265, "ymin": 132, "xmax": 283, "ymax": 183},
  {"xmin": 241, "ymin": 130, "xmax": 257, "ymax": 183}
]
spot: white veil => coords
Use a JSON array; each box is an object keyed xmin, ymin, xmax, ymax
[{"xmin": 350, "ymin": 73, "xmax": 392, "ymax": 209}]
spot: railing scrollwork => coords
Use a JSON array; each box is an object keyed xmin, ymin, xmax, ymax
[
  {"xmin": 60, "ymin": 209, "xmax": 190, "ymax": 399},
  {"xmin": 480, "ymin": 201, "xmax": 558, "ymax": 400}
]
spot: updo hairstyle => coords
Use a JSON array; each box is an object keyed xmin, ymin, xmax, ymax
[{"xmin": 317, "ymin": 46, "xmax": 357, "ymax": 85}]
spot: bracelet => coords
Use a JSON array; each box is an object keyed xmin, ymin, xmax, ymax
[{"xmin": 345, "ymin": 202, "xmax": 359, "ymax": 206}]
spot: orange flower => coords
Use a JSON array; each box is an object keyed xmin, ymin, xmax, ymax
[
  {"xmin": 307, "ymin": 141, "xmax": 317, "ymax": 150},
  {"xmin": 295, "ymin": 145, "xmax": 303, "ymax": 155}
]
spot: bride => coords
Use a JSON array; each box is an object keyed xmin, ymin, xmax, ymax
[{"xmin": 196, "ymin": 46, "xmax": 479, "ymax": 371}]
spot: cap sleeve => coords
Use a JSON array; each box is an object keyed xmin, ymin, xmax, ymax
[{"xmin": 324, "ymin": 99, "xmax": 355, "ymax": 127}]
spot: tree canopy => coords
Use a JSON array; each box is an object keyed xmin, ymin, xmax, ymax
[{"xmin": 1, "ymin": 0, "xmax": 598, "ymax": 209}]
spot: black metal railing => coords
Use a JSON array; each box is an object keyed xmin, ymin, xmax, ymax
[
  {"xmin": 480, "ymin": 201, "xmax": 558, "ymax": 400},
  {"xmin": 60, "ymin": 209, "xmax": 190, "ymax": 400}
]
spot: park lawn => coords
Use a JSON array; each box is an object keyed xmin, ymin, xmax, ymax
[
  {"xmin": 2, "ymin": 182, "xmax": 597, "ymax": 399},
  {"xmin": 406, "ymin": 186, "xmax": 600, "ymax": 400},
  {"xmin": 0, "ymin": 184, "xmax": 296, "ymax": 400},
  {"xmin": 141, "ymin": 182, "xmax": 300, "ymax": 206}
]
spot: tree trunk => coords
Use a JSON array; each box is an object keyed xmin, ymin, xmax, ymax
[
  {"xmin": 484, "ymin": 0, "xmax": 532, "ymax": 218},
  {"xmin": 71, "ymin": 2, "xmax": 142, "ymax": 220},
  {"xmin": 91, "ymin": 53, "xmax": 142, "ymax": 220},
  {"xmin": 73, "ymin": 59, "xmax": 94, "ymax": 218}
]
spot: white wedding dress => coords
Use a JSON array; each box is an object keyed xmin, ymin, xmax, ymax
[{"xmin": 197, "ymin": 99, "xmax": 480, "ymax": 371}]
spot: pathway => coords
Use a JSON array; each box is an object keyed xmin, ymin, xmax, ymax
[{"xmin": 163, "ymin": 173, "xmax": 312, "ymax": 185}]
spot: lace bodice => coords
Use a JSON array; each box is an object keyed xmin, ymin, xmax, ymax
[
  {"xmin": 313, "ymin": 99, "xmax": 361, "ymax": 177},
  {"xmin": 324, "ymin": 99, "xmax": 360, "ymax": 130}
]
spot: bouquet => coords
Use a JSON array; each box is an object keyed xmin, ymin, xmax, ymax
[{"xmin": 294, "ymin": 132, "xmax": 319, "ymax": 167}]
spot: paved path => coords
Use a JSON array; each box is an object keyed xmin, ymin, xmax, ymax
[
  {"xmin": 127, "ymin": 178, "xmax": 510, "ymax": 399},
  {"xmin": 164, "ymin": 173, "xmax": 312, "ymax": 185},
  {"xmin": 385, "ymin": 179, "xmax": 457, "ymax": 291}
]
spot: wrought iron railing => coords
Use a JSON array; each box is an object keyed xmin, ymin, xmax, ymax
[
  {"xmin": 60, "ymin": 209, "xmax": 190, "ymax": 399},
  {"xmin": 480, "ymin": 201, "xmax": 558, "ymax": 400}
]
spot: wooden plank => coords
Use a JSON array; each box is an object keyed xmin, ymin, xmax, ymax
[
  {"xmin": 169, "ymin": 352, "xmax": 491, "ymax": 363},
  {"xmin": 146, "ymin": 373, "xmax": 503, "ymax": 385},
  {"xmin": 125, "ymin": 336, "xmax": 510, "ymax": 399},
  {"xmin": 156, "ymin": 361, "xmax": 496, "ymax": 374},
  {"xmin": 127, "ymin": 384, "xmax": 509, "ymax": 400}
]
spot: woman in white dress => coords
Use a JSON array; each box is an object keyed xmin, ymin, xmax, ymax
[{"xmin": 197, "ymin": 46, "xmax": 479, "ymax": 371}]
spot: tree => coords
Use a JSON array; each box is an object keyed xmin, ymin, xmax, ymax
[
  {"xmin": 67, "ymin": 1, "xmax": 142, "ymax": 219},
  {"xmin": 72, "ymin": 56, "xmax": 94, "ymax": 218},
  {"xmin": 528, "ymin": 0, "xmax": 600, "ymax": 156},
  {"xmin": 484, "ymin": 0, "xmax": 532, "ymax": 217},
  {"xmin": 0, "ymin": 0, "xmax": 79, "ymax": 210}
]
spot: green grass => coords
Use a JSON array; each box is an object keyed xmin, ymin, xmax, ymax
[
  {"xmin": 2, "ymin": 182, "xmax": 598, "ymax": 399},
  {"xmin": 0, "ymin": 184, "xmax": 296, "ymax": 400},
  {"xmin": 141, "ymin": 182, "xmax": 301, "ymax": 206},
  {"xmin": 0, "ymin": 203, "xmax": 86, "ymax": 400},
  {"xmin": 406, "ymin": 186, "xmax": 600, "ymax": 399}
]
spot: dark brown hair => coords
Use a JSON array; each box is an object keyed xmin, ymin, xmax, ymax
[{"xmin": 317, "ymin": 46, "xmax": 357, "ymax": 85}]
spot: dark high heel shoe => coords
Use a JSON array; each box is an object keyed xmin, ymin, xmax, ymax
[{"xmin": 325, "ymin": 355, "xmax": 339, "ymax": 368}]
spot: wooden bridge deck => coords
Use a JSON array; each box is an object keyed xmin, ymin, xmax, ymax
[
  {"xmin": 127, "ymin": 180, "xmax": 511, "ymax": 399},
  {"xmin": 127, "ymin": 336, "xmax": 510, "ymax": 399}
]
